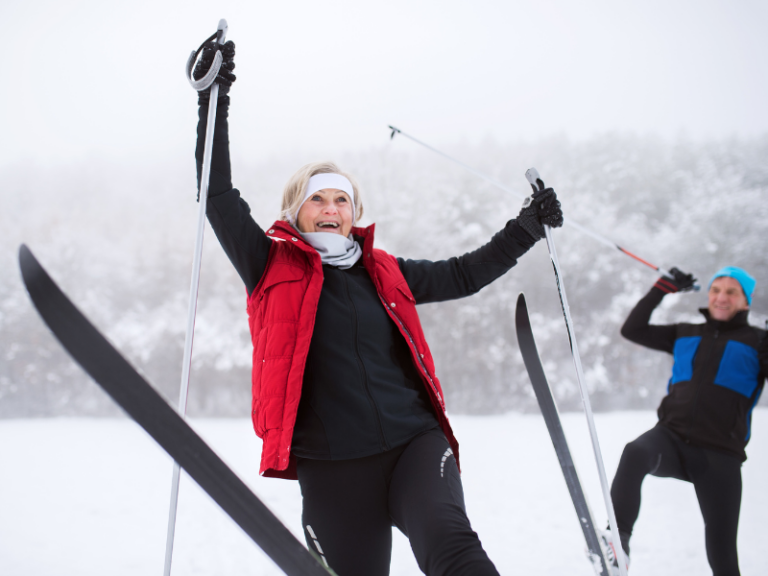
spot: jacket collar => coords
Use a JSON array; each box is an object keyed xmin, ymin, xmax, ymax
[
  {"xmin": 698, "ymin": 307, "xmax": 750, "ymax": 331},
  {"xmin": 351, "ymin": 223, "xmax": 376, "ymax": 253},
  {"xmin": 267, "ymin": 220, "xmax": 304, "ymax": 241}
]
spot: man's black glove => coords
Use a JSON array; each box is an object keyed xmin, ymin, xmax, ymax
[
  {"xmin": 516, "ymin": 187, "xmax": 564, "ymax": 240},
  {"xmin": 654, "ymin": 267, "xmax": 697, "ymax": 293},
  {"xmin": 194, "ymin": 40, "xmax": 236, "ymax": 104}
]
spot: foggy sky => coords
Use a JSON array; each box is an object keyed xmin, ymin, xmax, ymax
[{"xmin": 2, "ymin": 0, "xmax": 767, "ymax": 168}]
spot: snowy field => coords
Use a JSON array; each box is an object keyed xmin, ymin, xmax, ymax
[{"xmin": 2, "ymin": 410, "xmax": 766, "ymax": 576}]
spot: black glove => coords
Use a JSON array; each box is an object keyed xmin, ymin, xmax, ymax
[
  {"xmin": 654, "ymin": 267, "xmax": 697, "ymax": 293},
  {"xmin": 516, "ymin": 187, "xmax": 564, "ymax": 240},
  {"xmin": 194, "ymin": 40, "xmax": 236, "ymax": 104}
]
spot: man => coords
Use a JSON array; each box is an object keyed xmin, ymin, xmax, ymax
[{"xmin": 605, "ymin": 266, "xmax": 767, "ymax": 576}]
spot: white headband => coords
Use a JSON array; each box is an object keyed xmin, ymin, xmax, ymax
[{"xmin": 289, "ymin": 173, "xmax": 356, "ymax": 226}]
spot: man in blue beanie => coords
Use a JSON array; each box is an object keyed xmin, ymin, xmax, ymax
[{"xmin": 600, "ymin": 266, "xmax": 766, "ymax": 576}]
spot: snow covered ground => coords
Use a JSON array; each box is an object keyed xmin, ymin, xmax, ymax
[{"xmin": 2, "ymin": 410, "xmax": 766, "ymax": 575}]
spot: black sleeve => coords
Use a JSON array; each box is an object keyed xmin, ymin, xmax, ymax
[
  {"xmin": 620, "ymin": 287, "xmax": 677, "ymax": 353},
  {"xmin": 195, "ymin": 98, "xmax": 271, "ymax": 296},
  {"xmin": 196, "ymin": 96, "xmax": 233, "ymax": 198},
  {"xmin": 397, "ymin": 219, "xmax": 537, "ymax": 304}
]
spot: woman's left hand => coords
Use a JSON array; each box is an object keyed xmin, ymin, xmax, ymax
[{"xmin": 516, "ymin": 187, "xmax": 564, "ymax": 240}]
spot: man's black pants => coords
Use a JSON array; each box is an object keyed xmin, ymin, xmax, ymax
[{"xmin": 611, "ymin": 424, "xmax": 743, "ymax": 576}]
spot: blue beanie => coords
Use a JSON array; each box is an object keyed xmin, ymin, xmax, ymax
[{"xmin": 708, "ymin": 266, "xmax": 756, "ymax": 306}]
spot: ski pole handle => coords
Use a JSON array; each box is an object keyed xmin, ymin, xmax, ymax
[
  {"xmin": 524, "ymin": 168, "xmax": 556, "ymax": 242},
  {"xmin": 524, "ymin": 167, "xmax": 545, "ymax": 195},
  {"xmin": 185, "ymin": 19, "xmax": 228, "ymax": 91}
]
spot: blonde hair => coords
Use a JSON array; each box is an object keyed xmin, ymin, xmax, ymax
[{"xmin": 280, "ymin": 161, "xmax": 364, "ymax": 225}]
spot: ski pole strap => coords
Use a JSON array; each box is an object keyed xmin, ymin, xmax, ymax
[{"xmin": 185, "ymin": 19, "xmax": 228, "ymax": 91}]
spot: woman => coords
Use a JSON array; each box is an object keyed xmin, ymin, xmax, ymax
[{"xmin": 193, "ymin": 41, "xmax": 563, "ymax": 576}]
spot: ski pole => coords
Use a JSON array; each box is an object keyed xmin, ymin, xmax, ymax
[
  {"xmin": 526, "ymin": 167, "xmax": 629, "ymax": 576},
  {"xmin": 163, "ymin": 19, "xmax": 228, "ymax": 576},
  {"xmin": 388, "ymin": 125, "xmax": 699, "ymax": 289}
]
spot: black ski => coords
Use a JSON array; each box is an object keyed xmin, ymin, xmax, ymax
[
  {"xmin": 515, "ymin": 293, "xmax": 609, "ymax": 576},
  {"xmin": 18, "ymin": 244, "xmax": 334, "ymax": 576}
]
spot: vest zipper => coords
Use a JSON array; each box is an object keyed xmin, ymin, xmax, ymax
[{"xmin": 379, "ymin": 296, "xmax": 445, "ymax": 411}]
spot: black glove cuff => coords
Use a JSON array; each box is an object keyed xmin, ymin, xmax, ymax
[
  {"xmin": 654, "ymin": 277, "xmax": 680, "ymax": 294},
  {"xmin": 516, "ymin": 206, "xmax": 545, "ymax": 240}
]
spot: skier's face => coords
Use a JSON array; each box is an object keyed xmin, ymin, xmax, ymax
[
  {"xmin": 296, "ymin": 188, "xmax": 354, "ymax": 237},
  {"xmin": 708, "ymin": 277, "xmax": 749, "ymax": 322}
]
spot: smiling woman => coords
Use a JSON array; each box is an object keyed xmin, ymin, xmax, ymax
[{"xmin": 192, "ymin": 39, "xmax": 563, "ymax": 576}]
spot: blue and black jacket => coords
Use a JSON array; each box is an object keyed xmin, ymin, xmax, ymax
[{"xmin": 621, "ymin": 286, "xmax": 766, "ymax": 461}]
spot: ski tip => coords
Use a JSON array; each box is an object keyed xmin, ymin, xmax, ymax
[
  {"xmin": 19, "ymin": 242, "xmax": 31, "ymax": 260},
  {"xmin": 515, "ymin": 292, "xmax": 530, "ymax": 332},
  {"xmin": 18, "ymin": 244, "xmax": 40, "ymax": 286},
  {"xmin": 18, "ymin": 244, "xmax": 54, "ymax": 312},
  {"xmin": 516, "ymin": 292, "xmax": 527, "ymax": 316}
]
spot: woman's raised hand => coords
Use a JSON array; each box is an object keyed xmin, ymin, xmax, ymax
[
  {"xmin": 516, "ymin": 188, "xmax": 564, "ymax": 240},
  {"xmin": 194, "ymin": 40, "xmax": 237, "ymax": 102}
]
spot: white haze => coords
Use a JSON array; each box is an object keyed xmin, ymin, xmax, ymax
[{"xmin": 1, "ymin": 0, "xmax": 768, "ymax": 166}]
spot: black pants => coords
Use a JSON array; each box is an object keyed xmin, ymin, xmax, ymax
[
  {"xmin": 296, "ymin": 429, "xmax": 499, "ymax": 576},
  {"xmin": 611, "ymin": 424, "xmax": 742, "ymax": 576}
]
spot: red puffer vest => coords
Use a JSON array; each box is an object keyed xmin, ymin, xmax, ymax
[{"xmin": 246, "ymin": 220, "xmax": 458, "ymax": 479}]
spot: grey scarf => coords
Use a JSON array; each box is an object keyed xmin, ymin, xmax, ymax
[{"xmin": 300, "ymin": 232, "xmax": 363, "ymax": 269}]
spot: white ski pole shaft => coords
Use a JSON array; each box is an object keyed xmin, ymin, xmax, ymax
[
  {"xmin": 389, "ymin": 125, "xmax": 698, "ymax": 289},
  {"xmin": 526, "ymin": 168, "xmax": 628, "ymax": 576},
  {"xmin": 164, "ymin": 19, "xmax": 228, "ymax": 576}
]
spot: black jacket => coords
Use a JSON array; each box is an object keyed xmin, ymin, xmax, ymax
[{"xmin": 622, "ymin": 287, "xmax": 766, "ymax": 460}]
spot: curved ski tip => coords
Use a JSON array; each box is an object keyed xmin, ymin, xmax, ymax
[
  {"xmin": 515, "ymin": 293, "xmax": 530, "ymax": 331},
  {"xmin": 18, "ymin": 243, "xmax": 37, "ymax": 276}
]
